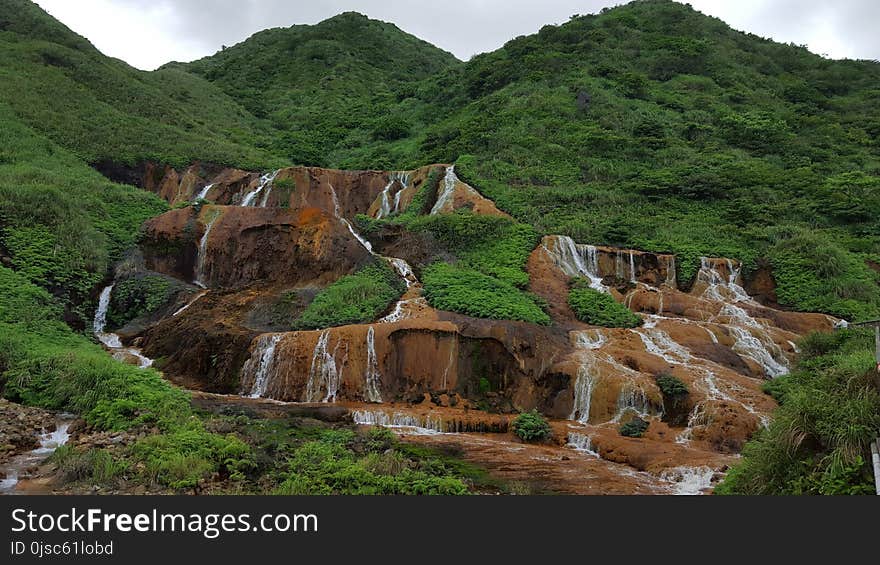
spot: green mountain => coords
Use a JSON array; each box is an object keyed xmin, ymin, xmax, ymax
[
  {"xmin": 0, "ymin": 0, "xmax": 879, "ymax": 496},
  {"xmin": 169, "ymin": 11, "xmax": 460, "ymax": 167}
]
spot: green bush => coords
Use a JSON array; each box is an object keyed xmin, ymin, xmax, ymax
[
  {"xmin": 422, "ymin": 263, "xmax": 550, "ymax": 324},
  {"xmin": 511, "ymin": 410, "xmax": 552, "ymax": 442},
  {"xmin": 294, "ymin": 262, "xmax": 404, "ymax": 329},
  {"xmin": 655, "ymin": 373, "xmax": 689, "ymax": 397},
  {"xmin": 107, "ymin": 275, "xmax": 175, "ymax": 329},
  {"xmin": 568, "ymin": 282, "xmax": 642, "ymax": 328},
  {"xmin": 619, "ymin": 417, "xmax": 649, "ymax": 438}
]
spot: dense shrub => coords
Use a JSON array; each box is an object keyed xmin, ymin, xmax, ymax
[
  {"xmin": 511, "ymin": 410, "xmax": 552, "ymax": 442},
  {"xmin": 294, "ymin": 262, "xmax": 405, "ymax": 329},
  {"xmin": 619, "ymin": 417, "xmax": 649, "ymax": 438},
  {"xmin": 568, "ymin": 282, "xmax": 642, "ymax": 328},
  {"xmin": 422, "ymin": 263, "xmax": 550, "ymax": 324}
]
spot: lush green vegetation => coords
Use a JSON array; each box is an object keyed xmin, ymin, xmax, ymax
[
  {"xmin": 619, "ymin": 417, "xmax": 650, "ymax": 438},
  {"xmin": 273, "ymin": 427, "xmax": 468, "ymax": 495},
  {"xmin": 0, "ymin": 103, "xmax": 168, "ymax": 325},
  {"xmin": 717, "ymin": 329, "xmax": 879, "ymax": 495},
  {"xmin": 294, "ymin": 262, "xmax": 404, "ymax": 329},
  {"xmin": 0, "ymin": 265, "xmax": 252, "ymax": 490},
  {"xmin": 172, "ymin": 11, "xmax": 457, "ymax": 169},
  {"xmin": 423, "ymin": 263, "xmax": 550, "ymax": 324},
  {"xmin": 568, "ymin": 281, "xmax": 643, "ymax": 327},
  {"xmin": 107, "ymin": 275, "xmax": 181, "ymax": 329},
  {"xmin": 511, "ymin": 410, "xmax": 552, "ymax": 442},
  {"xmin": 655, "ymin": 373, "xmax": 689, "ymax": 397}
]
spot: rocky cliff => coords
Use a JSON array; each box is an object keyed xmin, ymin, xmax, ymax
[{"xmin": 100, "ymin": 161, "xmax": 838, "ymax": 493}]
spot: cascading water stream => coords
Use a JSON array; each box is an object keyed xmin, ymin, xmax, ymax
[
  {"xmin": 243, "ymin": 334, "xmax": 283, "ymax": 398},
  {"xmin": 430, "ymin": 165, "xmax": 458, "ymax": 215},
  {"xmin": 376, "ymin": 172, "xmax": 410, "ymax": 219},
  {"xmin": 305, "ymin": 330, "xmax": 341, "ymax": 403},
  {"xmin": 194, "ymin": 211, "xmax": 221, "ymax": 289},
  {"xmin": 542, "ymin": 236, "xmax": 606, "ymax": 292},
  {"xmin": 241, "ymin": 170, "xmax": 280, "ymax": 207},
  {"xmin": 364, "ymin": 327, "xmax": 382, "ymax": 403},
  {"xmin": 93, "ymin": 285, "xmax": 153, "ymax": 368},
  {"xmin": 194, "ymin": 183, "xmax": 214, "ymax": 202},
  {"xmin": 0, "ymin": 417, "xmax": 72, "ymax": 494}
]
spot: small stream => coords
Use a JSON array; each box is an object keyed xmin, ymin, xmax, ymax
[{"xmin": 0, "ymin": 417, "xmax": 72, "ymax": 495}]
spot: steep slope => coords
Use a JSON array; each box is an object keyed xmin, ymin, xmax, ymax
[
  {"xmin": 407, "ymin": 0, "xmax": 880, "ymax": 321},
  {"xmin": 0, "ymin": 0, "xmax": 281, "ymax": 168},
  {"xmin": 170, "ymin": 11, "xmax": 460, "ymax": 168}
]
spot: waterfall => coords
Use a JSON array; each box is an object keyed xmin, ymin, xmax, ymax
[
  {"xmin": 386, "ymin": 257, "xmax": 417, "ymax": 288},
  {"xmin": 376, "ymin": 172, "xmax": 409, "ymax": 219},
  {"xmin": 194, "ymin": 183, "xmax": 214, "ymax": 202},
  {"xmin": 633, "ymin": 327, "xmax": 692, "ymax": 365},
  {"xmin": 243, "ymin": 334, "xmax": 282, "ymax": 398},
  {"xmin": 569, "ymin": 356, "xmax": 597, "ymax": 423},
  {"xmin": 351, "ymin": 409, "xmax": 444, "ymax": 434},
  {"xmin": 194, "ymin": 211, "xmax": 221, "ymax": 288},
  {"xmin": 342, "ymin": 218, "xmax": 374, "ymax": 253},
  {"xmin": 728, "ymin": 326, "xmax": 789, "ymax": 377},
  {"xmin": 572, "ymin": 329, "xmax": 606, "ymax": 350},
  {"xmin": 542, "ymin": 236, "xmax": 606, "ymax": 292},
  {"xmin": 698, "ymin": 257, "xmax": 751, "ymax": 303},
  {"xmin": 93, "ymin": 285, "xmax": 155, "ymax": 369},
  {"xmin": 430, "ymin": 165, "xmax": 458, "ymax": 215},
  {"xmin": 241, "ymin": 170, "xmax": 280, "ymax": 207},
  {"xmin": 93, "ymin": 285, "xmax": 117, "ymax": 346},
  {"xmin": 629, "ymin": 252, "xmax": 637, "ymax": 283},
  {"xmin": 566, "ymin": 432, "xmax": 599, "ymax": 457},
  {"xmin": 364, "ymin": 327, "xmax": 382, "ymax": 403},
  {"xmin": 660, "ymin": 466, "xmax": 715, "ymax": 495},
  {"xmin": 172, "ymin": 290, "xmax": 207, "ymax": 317},
  {"xmin": 306, "ymin": 330, "xmax": 340, "ymax": 402},
  {"xmin": 665, "ymin": 256, "xmax": 677, "ymax": 288},
  {"xmin": 613, "ymin": 383, "xmax": 651, "ymax": 422}
]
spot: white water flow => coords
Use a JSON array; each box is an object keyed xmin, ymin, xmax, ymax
[
  {"xmin": 352, "ymin": 409, "xmax": 444, "ymax": 434},
  {"xmin": 660, "ymin": 466, "xmax": 716, "ymax": 495},
  {"xmin": 1, "ymin": 418, "xmax": 72, "ymax": 494},
  {"xmin": 430, "ymin": 165, "xmax": 458, "ymax": 215},
  {"xmin": 364, "ymin": 327, "xmax": 382, "ymax": 403},
  {"xmin": 376, "ymin": 172, "xmax": 410, "ymax": 219},
  {"xmin": 194, "ymin": 211, "xmax": 221, "ymax": 289},
  {"xmin": 566, "ymin": 432, "xmax": 599, "ymax": 457},
  {"xmin": 93, "ymin": 285, "xmax": 153, "ymax": 368},
  {"xmin": 243, "ymin": 334, "xmax": 283, "ymax": 398},
  {"xmin": 665, "ymin": 256, "xmax": 677, "ymax": 288},
  {"xmin": 542, "ymin": 236, "xmax": 607, "ymax": 292},
  {"xmin": 572, "ymin": 329, "xmax": 606, "ymax": 350},
  {"xmin": 241, "ymin": 170, "xmax": 280, "ymax": 207},
  {"xmin": 305, "ymin": 330, "xmax": 341, "ymax": 402},
  {"xmin": 699, "ymin": 257, "xmax": 789, "ymax": 377},
  {"xmin": 569, "ymin": 355, "xmax": 597, "ymax": 423},
  {"xmin": 172, "ymin": 290, "xmax": 207, "ymax": 317},
  {"xmin": 629, "ymin": 252, "xmax": 637, "ymax": 283},
  {"xmin": 613, "ymin": 382, "xmax": 651, "ymax": 422},
  {"xmin": 194, "ymin": 183, "xmax": 214, "ymax": 202}
]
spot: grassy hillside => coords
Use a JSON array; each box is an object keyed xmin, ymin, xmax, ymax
[
  {"xmin": 172, "ymin": 11, "xmax": 460, "ymax": 168},
  {"xmin": 0, "ymin": 0, "xmax": 283, "ymax": 169},
  {"xmin": 408, "ymin": 0, "xmax": 880, "ymax": 320}
]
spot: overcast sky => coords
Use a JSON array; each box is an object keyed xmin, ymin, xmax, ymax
[{"xmin": 33, "ymin": 0, "xmax": 880, "ymax": 70}]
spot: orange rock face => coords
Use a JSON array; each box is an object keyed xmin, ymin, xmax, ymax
[{"xmin": 123, "ymin": 161, "xmax": 843, "ymax": 493}]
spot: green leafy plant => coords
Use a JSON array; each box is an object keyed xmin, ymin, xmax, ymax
[{"xmin": 511, "ymin": 409, "xmax": 552, "ymax": 442}]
